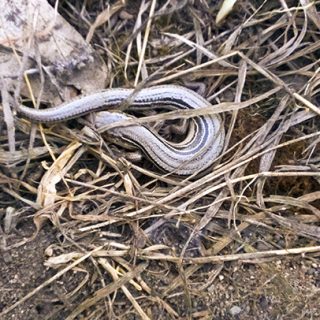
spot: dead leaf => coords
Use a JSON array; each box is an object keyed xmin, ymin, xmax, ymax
[{"xmin": 0, "ymin": 0, "xmax": 108, "ymax": 103}]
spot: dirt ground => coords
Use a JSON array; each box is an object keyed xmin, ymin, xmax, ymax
[{"xmin": 1, "ymin": 221, "xmax": 319, "ymax": 319}]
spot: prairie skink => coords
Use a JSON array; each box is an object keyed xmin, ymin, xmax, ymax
[{"xmin": 17, "ymin": 85, "xmax": 225, "ymax": 175}]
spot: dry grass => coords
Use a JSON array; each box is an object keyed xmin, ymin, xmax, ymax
[{"xmin": 0, "ymin": 0, "xmax": 319, "ymax": 319}]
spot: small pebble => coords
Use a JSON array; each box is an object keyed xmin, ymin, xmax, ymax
[{"xmin": 229, "ymin": 306, "xmax": 242, "ymax": 316}]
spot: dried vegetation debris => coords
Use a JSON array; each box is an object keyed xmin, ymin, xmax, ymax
[{"xmin": 0, "ymin": 0, "xmax": 320, "ymax": 319}]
